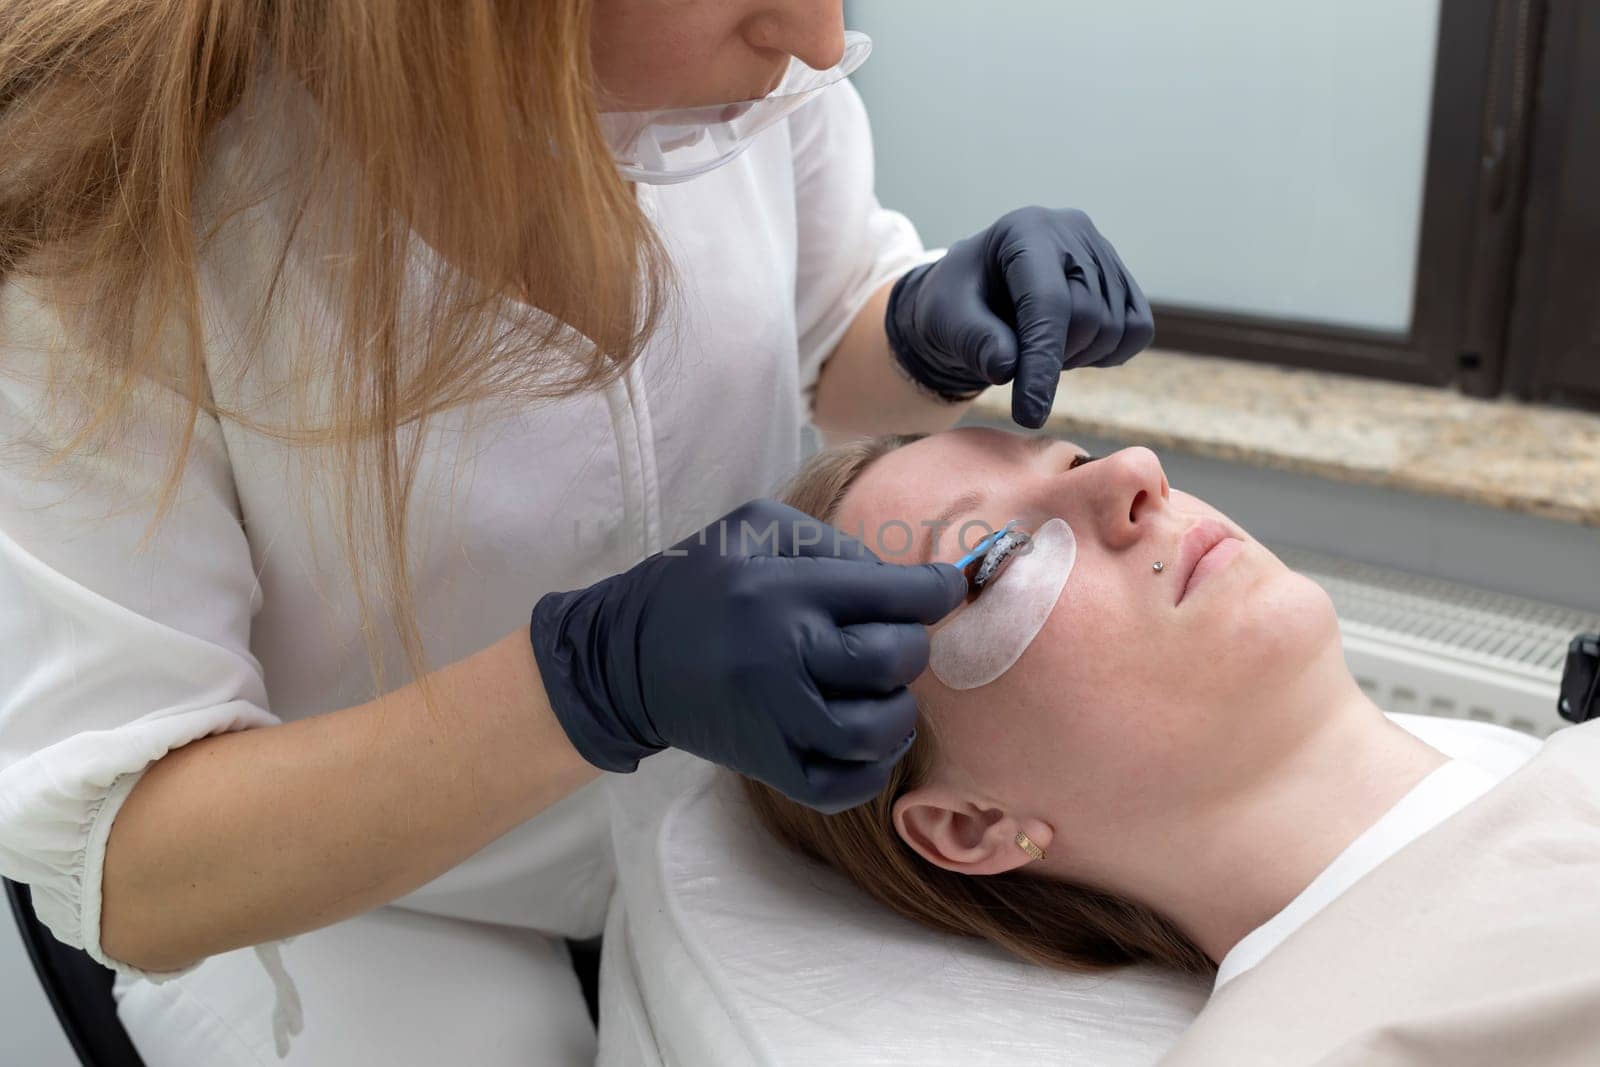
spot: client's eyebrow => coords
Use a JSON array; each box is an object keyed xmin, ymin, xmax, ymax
[
  {"xmin": 923, "ymin": 487, "xmax": 988, "ymax": 561},
  {"xmin": 918, "ymin": 439, "xmax": 1070, "ymax": 560}
]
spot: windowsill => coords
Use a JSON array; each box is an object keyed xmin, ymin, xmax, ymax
[{"xmin": 965, "ymin": 349, "xmax": 1600, "ymax": 528}]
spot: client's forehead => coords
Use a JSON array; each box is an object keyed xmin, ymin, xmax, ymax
[{"xmin": 836, "ymin": 429, "xmax": 1057, "ymax": 557}]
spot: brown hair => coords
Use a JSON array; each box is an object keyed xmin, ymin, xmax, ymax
[
  {"xmin": 741, "ymin": 435, "xmax": 1216, "ymax": 978},
  {"xmin": 1, "ymin": 1, "xmax": 667, "ymax": 702}
]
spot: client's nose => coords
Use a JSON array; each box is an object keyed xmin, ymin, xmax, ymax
[{"xmin": 1077, "ymin": 446, "xmax": 1169, "ymax": 550}]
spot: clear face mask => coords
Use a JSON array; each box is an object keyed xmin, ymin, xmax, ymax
[{"xmin": 598, "ymin": 30, "xmax": 873, "ymax": 186}]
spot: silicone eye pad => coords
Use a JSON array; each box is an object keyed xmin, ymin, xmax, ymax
[{"xmin": 928, "ymin": 517, "xmax": 1077, "ymax": 690}]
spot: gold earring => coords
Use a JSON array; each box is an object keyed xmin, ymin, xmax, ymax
[{"xmin": 1015, "ymin": 831, "xmax": 1046, "ymax": 862}]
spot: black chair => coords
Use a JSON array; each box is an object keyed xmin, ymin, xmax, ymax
[
  {"xmin": 4, "ymin": 878, "xmax": 146, "ymax": 1067},
  {"xmin": 566, "ymin": 935, "xmax": 602, "ymax": 1025}
]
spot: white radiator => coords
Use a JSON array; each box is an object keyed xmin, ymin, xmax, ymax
[{"xmin": 1278, "ymin": 545, "xmax": 1600, "ymax": 738}]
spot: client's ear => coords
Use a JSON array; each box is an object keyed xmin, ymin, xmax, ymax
[{"xmin": 892, "ymin": 786, "xmax": 1054, "ymax": 876}]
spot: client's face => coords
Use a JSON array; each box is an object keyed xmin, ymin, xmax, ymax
[{"xmin": 833, "ymin": 427, "xmax": 1341, "ymax": 882}]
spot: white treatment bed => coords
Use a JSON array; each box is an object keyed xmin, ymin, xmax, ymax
[{"xmin": 598, "ymin": 713, "xmax": 1542, "ymax": 1067}]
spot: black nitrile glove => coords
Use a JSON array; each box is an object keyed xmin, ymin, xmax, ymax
[
  {"xmin": 530, "ymin": 499, "xmax": 966, "ymax": 814},
  {"xmin": 885, "ymin": 205, "xmax": 1156, "ymax": 429}
]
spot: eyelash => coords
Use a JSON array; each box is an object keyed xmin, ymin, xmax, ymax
[{"xmin": 1069, "ymin": 452, "xmax": 1098, "ymax": 470}]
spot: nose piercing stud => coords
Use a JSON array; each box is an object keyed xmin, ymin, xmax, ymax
[{"xmin": 1152, "ymin": 561, "xmax": 1165, "ymax": 573}]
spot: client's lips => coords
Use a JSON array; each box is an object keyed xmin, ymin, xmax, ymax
[{"xmin": 1173, "ymin": 518, "xmax": 1241, "ymax": 606}]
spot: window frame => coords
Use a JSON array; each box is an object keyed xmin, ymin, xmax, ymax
[
  {"xmin": 1504, "ymin": 0, "xmax": 1600, "ymax": 408},
  {"xmin": 1148, "ymin": 1, "xmax": 1539, "ymax": 399}
]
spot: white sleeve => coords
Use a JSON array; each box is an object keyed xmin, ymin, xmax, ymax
[
  {"xmin": 787, "ymin": 80, "xmax": 942, "ymax": 408},
  {"xmin": 0, "ymin": 285, "xmax": 278, "ymax": 980}
]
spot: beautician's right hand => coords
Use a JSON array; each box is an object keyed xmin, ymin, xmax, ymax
[{"xmin": 529, "ymin": 499, "xmax": 966, "ymax": 813}]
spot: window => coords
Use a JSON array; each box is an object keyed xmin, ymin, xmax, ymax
[{"xmin": 846, "ymin": 1, "xmax": 1596, "ymax": 410}]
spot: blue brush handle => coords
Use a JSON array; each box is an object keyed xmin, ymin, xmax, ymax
[
  {"xmin": 954, "ymin": 534, "xmax": 1000, "ymax": 572},
  {"xmin": 953, "ymin": 520, "xmax": 1019, "ymax": 572}
]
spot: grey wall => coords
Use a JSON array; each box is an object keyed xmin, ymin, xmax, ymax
[{"xmin": 847, "ymin": 1, "xmax": 1442, "ymax": 331}]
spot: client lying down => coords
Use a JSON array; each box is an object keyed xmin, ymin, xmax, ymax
[{"xmin": 740, "ymin": 427, "xmax": 1600, "ymax": 1065}]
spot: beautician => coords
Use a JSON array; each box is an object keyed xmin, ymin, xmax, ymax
[{"xmin": 0, "ymin": 1, "xmax": 1152, "ymax": 1063}]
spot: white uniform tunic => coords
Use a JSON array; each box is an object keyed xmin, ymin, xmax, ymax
[{"xmin": 0, "ymin": 78, "xmax": 928, "ymax": 1064}]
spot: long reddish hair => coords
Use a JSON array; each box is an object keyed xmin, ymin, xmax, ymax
[{"xmin": 1, "ymin": 0, "xmax": 669, "ymax": 700}]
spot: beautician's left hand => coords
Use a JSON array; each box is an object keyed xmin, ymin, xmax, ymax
[{"xmin": 884, "ymin": 206, "xmax": 1155, "ymax": 429}]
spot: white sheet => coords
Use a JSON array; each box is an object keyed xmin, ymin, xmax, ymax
[
  {"xmin": 1214, "ymin": 758, "xmax": 1503, "ymax": 988},
  {"xmin": 600, "ymin": 713, "xmax": 1542, "ymax": 1067}
]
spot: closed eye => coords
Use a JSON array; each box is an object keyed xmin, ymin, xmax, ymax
[{"xmin": 1068, "ymin": 452, "xmax": 1098, "ymax": 471}]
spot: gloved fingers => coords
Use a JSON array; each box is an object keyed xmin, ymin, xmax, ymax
[
  {"xmin": 802, "ymin": 621, "xmax": 932, "ymax": 697},
  {"xmin": 1087, "ymin": 236, "xmax": 1155, "ymax": 367},
  {"xmin": 1066, "ymin": 255, "xmax": 1128, "ymax": 369},
  {"xmin": 1010, "ymin": 351, "xmax": 1064, "ymax": 429},
  {"xmin": 999, "ymin": 235, "xmax": 1077, "ymax": 348},
  {"xmin": 1058, "ymin": 257, "xmax": 1102, "ymax": 366},
  {"xmin": 919, "ymin": 238, "xmax": 1023, "ymax": 386},
  {"xmin": 1104, "ymin": 267, "xmax": 1156, "ymax": 366},
  {"xmin": 796, "ymin": 738, "xmax": 916, "ymax": 814},
  {"xmin": 801, "ymin": 559, "xmax": 967, "ymax": 626},
  {"xmin": 783, "ymin": 516, "xmax": 880, "ymax": 562},
  {"xmin": 951, "ymin": 285, "xmax": 1022, "ymax": 386},
  {"xmin": 999, "ymin": 240, "xmax": 1077, "ymax": 423},
  {"xmin": 797, "ymin": 688, "xmax": 921, "ymax": 764}
]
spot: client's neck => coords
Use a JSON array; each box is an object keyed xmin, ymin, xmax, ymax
[{"xmin": 1120, "ymin": 684, "xmax": 1447, "ymax": 965}]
